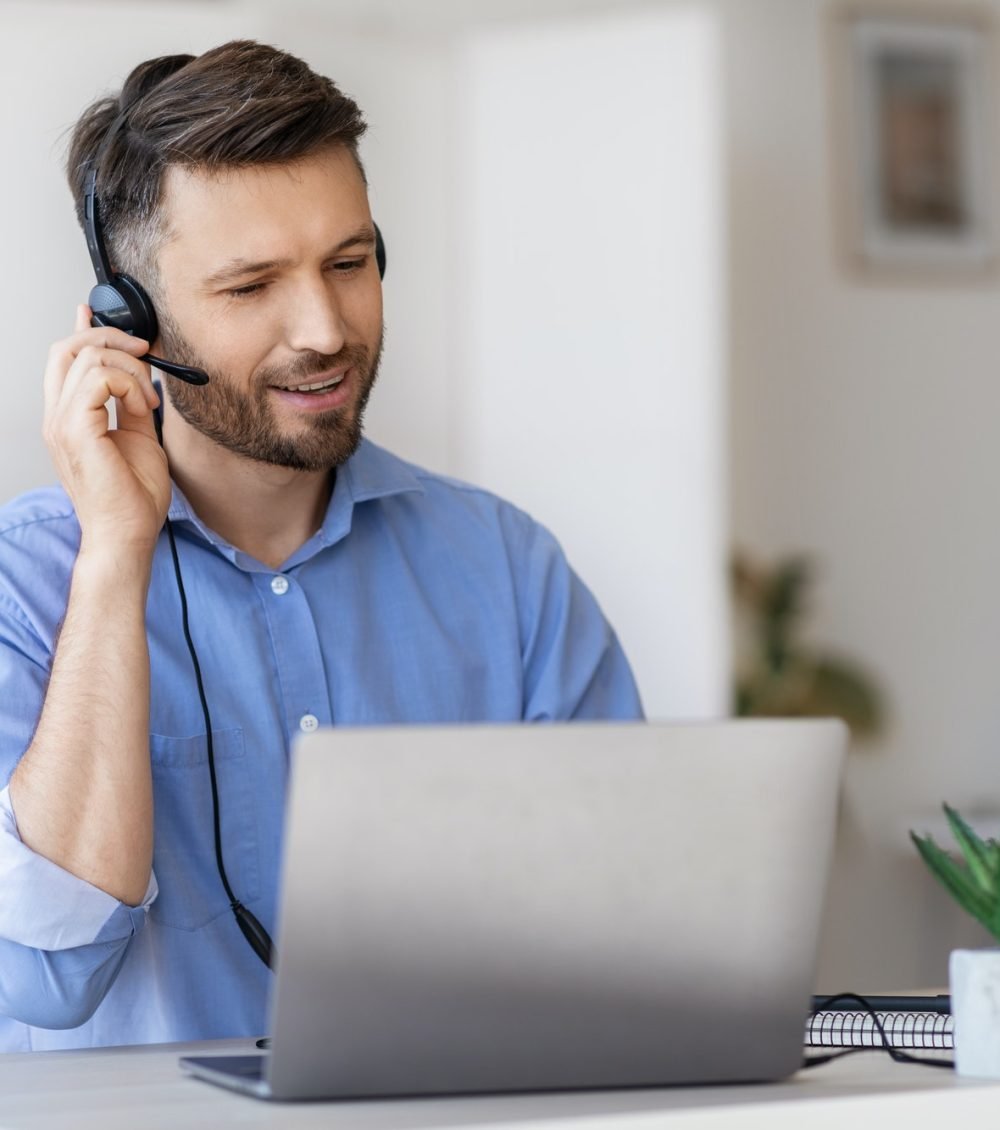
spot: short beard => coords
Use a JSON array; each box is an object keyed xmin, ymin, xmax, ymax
[{"xmin": 157, "ymin": 309, "xmax": 383, "ymax": 472}]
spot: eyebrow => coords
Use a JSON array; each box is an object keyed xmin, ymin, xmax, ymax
[{"xmin": 202, "ymin": 226, "xmax": 377, "ymax": 288}]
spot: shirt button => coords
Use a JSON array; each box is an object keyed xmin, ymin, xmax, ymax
[
  {"xmin": 270, "ymin": 575, "xmax": 290, "ymax": 596},
  {"xmin": 299, "ymin": 714, "xmax": 319, "ymax": 733}
]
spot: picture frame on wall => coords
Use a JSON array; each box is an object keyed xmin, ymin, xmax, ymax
[{"xmin": 833, "ymin": 5, "xmax": 997, "ymax": 277}]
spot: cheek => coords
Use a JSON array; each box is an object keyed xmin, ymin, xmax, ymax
[
  {"xmin": 191, "ymin": 303, "xmax": 276, "ymax": 376},
  {"xmin": 348, "ymin": 284, "xmax": 383, "ymax": 346}
]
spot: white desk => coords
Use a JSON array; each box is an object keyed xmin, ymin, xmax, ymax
[{"xmin": 1, "ymin": 1040, "xmax": 998, "ymax": 1129}]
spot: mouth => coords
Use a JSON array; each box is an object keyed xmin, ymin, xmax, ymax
[
  {"xmin": 268, "ymin": 368, "xmax": 354, "ymax": 414},
  {"xmin": 271, "ymin": 370, "xmax": 347, "ymax": 394}
]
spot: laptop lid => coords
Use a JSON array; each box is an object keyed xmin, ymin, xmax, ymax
[{"xmin": 249, "ymin": 718, "xmax": 845, "ymax": 1100}]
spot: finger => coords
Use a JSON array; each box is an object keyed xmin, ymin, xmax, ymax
[
  {"xmin": 62, "ymin": 325, "xmax": 149, "ymax": 364},
  {"xmin": 115, "ymin": 374, "xmax": 161, "ymax": 420},
  {"xmin": 48, "ymin": 366, "xmax": 153, "ymax": 456},
  {"xmin": 62, "ymin": 327, "xmax": 146, "ymax": 357},
  {"xmin": 61, "ymin": 345, "xmax": 158, "ymax": 410},
  {"xmin": 112, "ymin": 394, "xmax": 159, "ymax": 443},
  {"xmin": 58, "ymin": 367, "xmax": 155, "ymax": 445},
  {"xmin": 44, "ymin": 327, "xmax": 150, "ymax": 416},
  {"xmin": 43, "ymin": 312, "xmax": 95, "ymax": 415},
  {"xmin": 45, "ymin": 366, "xmax": 150, "ymax": 470},
  {"xmin": 51, "ymin": 307, "xmax": 104, "ymax": 410}
]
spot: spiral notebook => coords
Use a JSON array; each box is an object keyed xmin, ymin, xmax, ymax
[{"xmin": 807, "ymin": 1008, "xmax": 953, "ymax": 1049}]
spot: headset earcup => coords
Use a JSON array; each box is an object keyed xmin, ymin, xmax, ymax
[
  {"xmin": 116, "ymin": 275, "xmax": 159, "ymax": 343},
  {"xmin": 88, "ymin": 275, "xmax": 158, "ymax": 342},
  {"xmin": 374, "ymin": 223, "xmax": 386, "ymax": 280}
]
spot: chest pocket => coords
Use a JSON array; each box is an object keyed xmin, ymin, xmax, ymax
[{"xmin": 148, "ymin": 728, "xmax": 261, "ymax": 932}]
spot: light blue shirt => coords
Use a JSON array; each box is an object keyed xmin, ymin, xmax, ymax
[{"xmin": 0, "ymin": 439, "xmax": 642, "ymax": 1051}]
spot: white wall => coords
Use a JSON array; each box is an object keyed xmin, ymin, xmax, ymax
[
  {"xmin": 722, "ymin": 0, "xmax": 1000, "ymax": 988},
  {"xmin": 452, "ymin": 8, "xmax": 728, "ymax": 718}
]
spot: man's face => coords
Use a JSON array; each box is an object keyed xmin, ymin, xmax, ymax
[{"xmin": 152, "ymin": 146, "xmax": 383, "ymax": 471}]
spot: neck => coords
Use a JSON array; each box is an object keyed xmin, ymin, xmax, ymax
[{"xmin": 159, "ymin": 403, "xmax": 335, "ymax": 571}]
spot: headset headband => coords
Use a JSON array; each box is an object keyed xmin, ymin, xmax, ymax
[{"xmin": 82, "ymin": 107, "xmax": 133, "ymax": 287}]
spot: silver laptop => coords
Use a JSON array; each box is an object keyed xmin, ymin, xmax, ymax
[{"xmin": 181, "ymin": 719, "xmax": 845, "ymax": 1101}]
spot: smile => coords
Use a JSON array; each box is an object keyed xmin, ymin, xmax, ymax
[{"xmin": 274, "ymin": 372, "xmax": 346, "ymax": 393}]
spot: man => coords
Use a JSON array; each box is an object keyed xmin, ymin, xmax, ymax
[{"xmin": 0, "ymin": 41, "xmax": 642, "ymax": 1051}]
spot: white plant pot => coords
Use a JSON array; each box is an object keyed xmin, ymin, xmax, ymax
[{"xmin": 950, "ymin": 948, "xmax": 1000, "ymax": 1078}]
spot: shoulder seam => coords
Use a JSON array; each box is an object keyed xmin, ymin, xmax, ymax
[{"xmin": 408, "ymin": 467, "xmax": 523, "ymax": 507}]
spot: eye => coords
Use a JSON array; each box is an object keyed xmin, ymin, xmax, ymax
[
  {"xmin": 227, "ymin": 281, "xmax": 268, "ymax": 299},
  {"xmin": 329, "ymin": 257, "xmax": 367, "ymax": 274}
]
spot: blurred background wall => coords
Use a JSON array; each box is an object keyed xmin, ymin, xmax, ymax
[
  {"xmin": 2, "ymin": 0, "xmax": 999, "ymax": 991},
  {"xmin": 722, "ymin": 0, "xmax": 1000, "ymax": 988}
]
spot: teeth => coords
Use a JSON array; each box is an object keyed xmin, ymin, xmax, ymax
[{"xmin": 280, "ymin": 373, "xmax": 345, "ymax": 393}]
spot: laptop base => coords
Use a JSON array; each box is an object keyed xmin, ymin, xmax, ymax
[{"xmin": 180, "ymin": 1054, "xmax": 272, "ymax": 1099}]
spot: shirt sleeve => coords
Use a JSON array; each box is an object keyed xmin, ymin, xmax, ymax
[
  {"xmin": 0, "ymin": 591, "xmax": 155, "ymax": 1029},
  {"xmin": 0, "ymin": 786, "xmax": 156, "ymax": 948},
  {"xmin": 505, "ymin": 510, "xmax": 645, "ymax": 722}
]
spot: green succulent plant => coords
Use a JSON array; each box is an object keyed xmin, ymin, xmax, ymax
[{"xmin": 911, "ymin": 805, "xmax": 1000, "ymax": 942}]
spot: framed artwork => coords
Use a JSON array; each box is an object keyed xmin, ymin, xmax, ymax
[{"xmin": 832, "ymin": 5, "xmax": 997, "ymax": 276}]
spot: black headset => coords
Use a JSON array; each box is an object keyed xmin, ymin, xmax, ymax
[{"xmin": 83, "ymin": 105, "xmax": 387, "ymax": 387}]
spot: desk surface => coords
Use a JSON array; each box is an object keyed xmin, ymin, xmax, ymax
[{"xmin": 2, "ymin": 1039, "xmax": 999, "ymax": 1130}]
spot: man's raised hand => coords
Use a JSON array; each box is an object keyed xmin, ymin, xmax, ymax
[{"xmin": 43, "ymin": 306, "xmax": 170, "ymax": 558}]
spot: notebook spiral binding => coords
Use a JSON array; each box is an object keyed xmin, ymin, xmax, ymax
[{"xmin": 807, "ymin": 1010, "xmax": 954, "ymax": 1049}]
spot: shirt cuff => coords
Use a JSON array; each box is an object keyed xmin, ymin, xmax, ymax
[{"xmin": 0, "ymin": 785, "xmax": 157, "ymax": 950}]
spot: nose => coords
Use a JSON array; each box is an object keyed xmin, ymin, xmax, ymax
[{"xmin": 284, "ymin": 273, "xmax": 347, "ymax": 356}]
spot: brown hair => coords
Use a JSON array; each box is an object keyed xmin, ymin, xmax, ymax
[{"xmin": 66, "ymin": 40, "xmax": 368, "ymax": 284}]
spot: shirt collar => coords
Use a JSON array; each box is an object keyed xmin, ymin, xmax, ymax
[
  {"xmin": 313, "ymin": 438, "xmax": 426, "ymax": 552},
  {"xmin": 165, "ymin": 438, "xmax": 425, "ymax": 569}
]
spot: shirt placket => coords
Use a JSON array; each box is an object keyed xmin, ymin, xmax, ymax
[{"xmin": 253, "ymin": 570, "xmax": 332, "ymax": 744}]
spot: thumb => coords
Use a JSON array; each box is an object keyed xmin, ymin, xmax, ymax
[{"xmin": 75, "ymin": 304, "xmax": 92, "ymax": 333}]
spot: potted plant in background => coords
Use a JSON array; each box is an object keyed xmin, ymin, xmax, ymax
[
  {"xmin": 731, "ymin": 551, "xmax": 885, "ymax": 738},
  {"xmin": 912, "ymin": 808, "xmax": 1000, "ymax": 1077}
]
